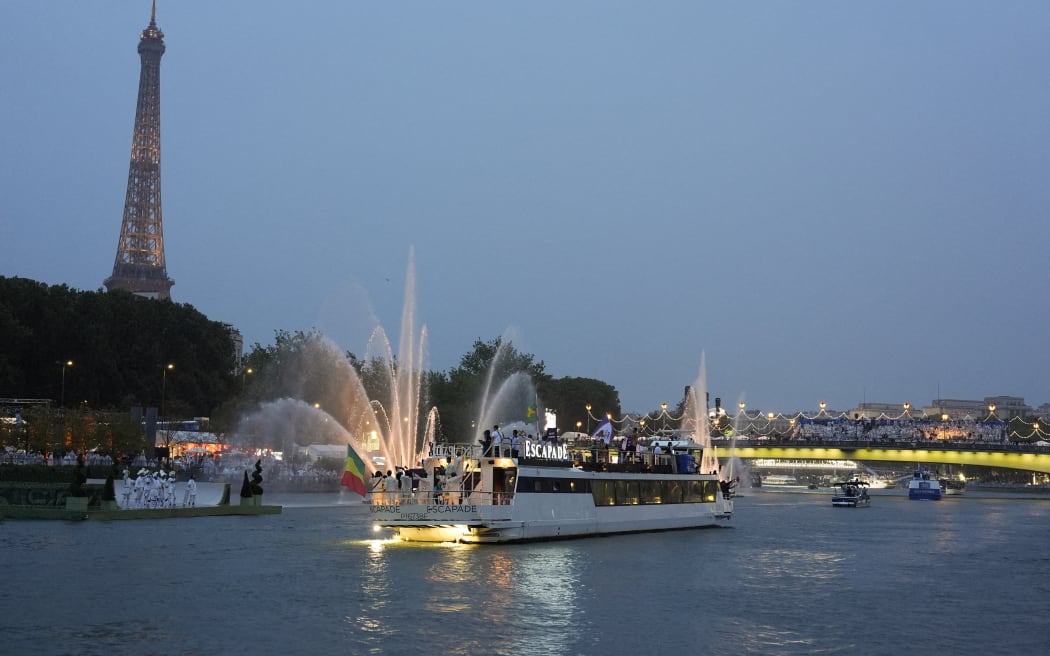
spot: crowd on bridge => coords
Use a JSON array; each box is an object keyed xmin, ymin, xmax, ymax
[{"xmin": 789, "ymin": 417, "xmax": 1009, "ymax": 445}]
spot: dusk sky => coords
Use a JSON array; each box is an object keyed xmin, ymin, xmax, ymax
[{"xmin": 2, "ymin": 2, "xmax": 1048, "ymax": 416}]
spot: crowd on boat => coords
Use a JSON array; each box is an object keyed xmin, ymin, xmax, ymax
[{"xmin": 366, "ymin": 467, "xmax": 462, "ymax": 505}]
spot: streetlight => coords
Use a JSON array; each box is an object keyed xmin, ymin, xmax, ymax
[
  {"xmin": 988, "ymin": 403, "xmax": 997, "ymax": 421},
  {"xmin": 161, "ymin": 363, "xmax": 174, "ymax": 419},
  {"xmin": 819, "ymin": 400, "xmax": 827, "ymax": 415},
  {"xmin": 660, "ymin": 402, "xmax": 668, "ymax": 434},
  {"xmin": 242, "ymin": 366, "xmax": 253, "ymax": 391},
  {"xmin": 60, "ymin": 360, "xmax": 73, "ymax": 408},
  {"xmin": 576, "ymin": 420, "xmax": 582, "ymax": 434},
  {"xmin": 585, "ymin": 404, "xmax": 592, "ymax": 434}
]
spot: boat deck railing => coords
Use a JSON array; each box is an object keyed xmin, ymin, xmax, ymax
[{"xmin": 370, "ymin": 489, "xmax": 513, "ymax": 507}]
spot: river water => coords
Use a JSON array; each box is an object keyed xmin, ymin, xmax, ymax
[{"xmin": 1, "ymin": 486, "xmax": 1048, "ymax": 655}]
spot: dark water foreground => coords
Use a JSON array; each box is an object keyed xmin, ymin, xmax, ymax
[{"xmin": 1, "ymin": 488, "xmax": 1048, "ymax": 655}]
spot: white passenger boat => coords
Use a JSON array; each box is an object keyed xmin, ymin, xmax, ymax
[
  {"xmin": 370, "ymin": 438, "xmax": 733, "ymax": 544},
  {"xmin": 939, "ymin": 476, "xmax": 966, "ymax": 496},
  {"xmin": 759, "ymin": 475, "xmax": 799, "ymax": 486},
  {"xmin": 908, "ymin": 468, "xmax": 942, "ymax": 500},
  {"xmin": 831, "ymin": 479, "xmax": 871, "ymax": 507}
]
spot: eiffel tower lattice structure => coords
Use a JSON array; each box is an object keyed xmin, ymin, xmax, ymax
[{"xmin": 104, "ymin": 2, "xmax": 173, "ymax": 300}]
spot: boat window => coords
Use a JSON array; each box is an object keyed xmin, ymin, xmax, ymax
[
  {"xmin": 517, "ymin": 476, "xmax": 592, "ymax": 493},
  {"xmin": 683, "ymin": 480, "xmax": 705, "ymax": 503},
  {"xmin": 666, "ymin": 481, "xmax": 684, "ymax": 504},
  {"xmin": 591, "ymin": 480, "xmax": 615, "ymax": 506},
  {"xmin": 639, "ymin": 480, "xmax": 663, "ymax": 504}
]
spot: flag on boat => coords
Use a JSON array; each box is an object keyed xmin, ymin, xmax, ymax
[
  {"xmin": 592, "ymin": 418, "xmax": 614, "ymax": 444},
  {"xmin": 526, "ymin": 398, "xmax": 538, "ymax": 422},
  {"xmin": 340, "ymin": 444, "xmax": 368, "ymax": 496}
]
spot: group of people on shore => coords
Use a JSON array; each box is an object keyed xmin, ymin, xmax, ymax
[{"xmin": 120, "ymin": 468, "xmax": 197, "ymax": 508}]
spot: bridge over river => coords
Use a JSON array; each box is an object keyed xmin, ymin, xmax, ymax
[{"xmin": 722, "ymin": 439, "xmax": 1050, "ymax": 474}]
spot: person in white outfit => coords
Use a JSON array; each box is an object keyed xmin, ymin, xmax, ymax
[
  {"xmin": 383, "ymin": 470, "xmax": 398, "ymax": 504},
  {"xmin": 491, "ymin": 426, "xmax": 504, "ymax": 457},
  {"xmin": 142, "ymin": 472, "xmax": 154, "ymax": 508},
  {"xmin": 121, "ymin": 469, "xmax": 133, "ymax": 507},
  {"xmin": 166, "ymin": 472, "xmax": 177, "ymax": 507},
  {"xmin": 185, "ymin": 475, "xmax": 197, "ymax": 507},
  {"xmin": 134, "ymin": 471, "xmax": 145, "ymax": 508}
]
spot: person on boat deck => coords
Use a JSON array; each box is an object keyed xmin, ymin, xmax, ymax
[
  {"xmin": 367, "ymin": 471, "xmax": 383, "ymax": 501},
  {"xmin": 719, "ymin": 479, "xmax": 736, "ymax": 499},
  {"xmin": 398, "ymin": 469, "xmax": 415, "ymax": 503},
  {"xmin": 433, "ymin": 471, "xmax": 445, "ymax": 504},
  {"xmin": 446, "ymin": 471, "xmax": 460, "ymax": 504},
  {"xmin": 383, "ymin": 470, "xmax": 399, "ymax": 503},
  {"xmin": 511, "ymin": 430, "xmax": 522, "ymax": 458},
  {"xmin": 493, "ymin": 424, "xmax": 506, "ymax": 455},
  {"xmin": 481, "ymin": 430, "xmax": 492, "ymax": 456},
  {"xmin": 491, "ymin": 426, "xmax": 504, "ymax": 457}
]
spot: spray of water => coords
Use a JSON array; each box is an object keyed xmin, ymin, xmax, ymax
[{"xmin": 233, "ymin": 250, "xmax": 538, "ymax": 472}]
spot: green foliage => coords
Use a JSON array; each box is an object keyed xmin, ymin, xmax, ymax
[
  {"xmin": 0, "ymin": 276, "xmax": 237, "ymax": 416},
  {"xmin": 540, "ymin": 377, "xmax": 622, "ymax": 436},
  {"xmin": 427, "ymin": 337, "xmax": 557, "ymax": 441},
  {"xmin": 0, "ymin": 278, "xmax": 630, "ymax": 451}
]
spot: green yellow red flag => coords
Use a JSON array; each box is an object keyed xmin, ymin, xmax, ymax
[{"xmin": 341, "ymin": 444, "xmax": 368, "ymax": 496}]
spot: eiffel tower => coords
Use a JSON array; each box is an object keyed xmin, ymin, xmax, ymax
[{"xmin": 104, "ymin": 2, "xmax": 173, "ymax": 299}]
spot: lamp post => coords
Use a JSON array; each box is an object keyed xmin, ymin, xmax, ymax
[
  {"xmin": 767, "ymin": 412, "xmax": 775, "ymax": 437},
  {"xmin": 576, "ymin": 420, "xmax": 582, "ymax": 435},
  {"xmin": 660, "ymin": 402, "xmax": 668, "ymax": 435},
  {"xmin": 60, "ymin": 360, "xmax": 73, "ymax": 408},
  {"xmin": 819, "ymin": 400, "xmax": 827, "ymax": 416},
  {"xmin": 903, "ymin": 402, "xmax": 910, "ymax": 419},
  {"xmin": 161, "ymin": 363, "xmax": 174, "ymax": 419},
  {"xmin": 242, "ymin": 367, "xmax": 253, "ymax": 391},
  {"xmin": 585, "ymin": 404, "xmax": 592, "ymax": 434},
  {"xmin": 988, "ymin": 403, "xmax": 997, "ymax": 421},
  {"xmin": 739, "ymin": 401, "xmax": 746, "ymax": 433}
]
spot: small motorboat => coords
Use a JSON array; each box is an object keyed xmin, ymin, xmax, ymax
[{"xmin": 831, "ymin": 479, "xmax": 871, "ymax": 508}]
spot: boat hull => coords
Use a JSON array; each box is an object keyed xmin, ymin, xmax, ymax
[
  {"xmin": 908, "ymin": 487, "xmax": 942, "ymax": 500},
  {"xmin": 375, "ymin": 501, "xmax": 730, "ymax": 544},
  {"xmin": 831, "ymin": 496, "xmax": 870, "ymax": 508},
  {"xmin": 371, "ymin": 466, "xmax": 732, "ymax": 543}
]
